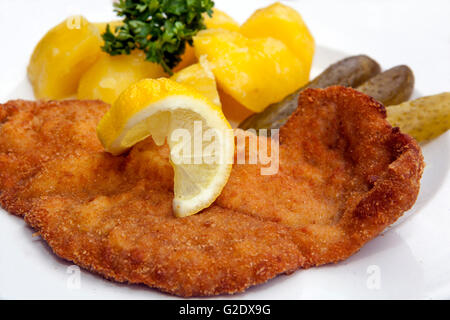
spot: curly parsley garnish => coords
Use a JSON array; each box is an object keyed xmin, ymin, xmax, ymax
[{"xmin": 102, "ymin": 0, "xmax": 214, "ymax": 74}]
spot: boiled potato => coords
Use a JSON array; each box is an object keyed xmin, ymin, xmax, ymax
[
  {"xmin": 173, "ymin": 9, "xmax": 239, "ymax": 72},
  {"xmin": 28, "ymin": 16, "xmax": 102, "ymax": 99},
  {"xmin": 77, "ymin": 51, "xmax": 167, "ymax": 104},
  {"xmin": 219, "ymin": 88, "xmax": 254, "ymax": 124},
  {"xmin": 193, "ymin": 29, "xmax": 308, "ymax": 112},
  {"xmin": 171, "ymin": 57, "xmax": 221, "ymax": 107},
  {"xmin": 173, "ymin": 44, "xmax": 197, "ymax": 72},
  {"xmin": 204, "ymin": 8, "xmax": 240, "ymax": 31},
  {"xmin": 240, "ymin": 2, "xmax": 315, "ymax": 76}
]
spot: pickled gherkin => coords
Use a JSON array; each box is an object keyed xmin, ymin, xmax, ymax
[
  {"xmin": 387, "ymin": 93, "xmax": 450, "ymax": 142},
  {"xmin": 357, "ymin": 65, "xmax": 414, "ymax": 106}
]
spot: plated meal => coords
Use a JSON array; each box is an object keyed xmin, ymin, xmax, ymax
[{"xmin": 0, "ymin": 1, "xmax": 448, "ymax": 297}]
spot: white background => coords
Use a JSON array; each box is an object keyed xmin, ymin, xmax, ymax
[{"xmin": 0, "ymin": 0, "xmax": 449, "ymax": 299}]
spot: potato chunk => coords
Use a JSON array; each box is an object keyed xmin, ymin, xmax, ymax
[
  {"xmin": 28, "ymin": 16, "xmax": 102, "ymax": 99},
  {"xmin": 241, "ymin": 2, "xmax": 315, "ymax": 76},
  {"xmin": 173, "ymin": 45, "xmax": 197, "ymax": 72},
  {"xmin": 194, "ymin": 29, "xmax": 308, "ymax": 112},
  {"xmin": 77, "ymin": 51, "xmax": 167, "ymax": 104},
  {"xmin": 171, "ymin": 57, "xmax": 221, "ymax": 107},
  {"xmin": 204, "ymin": 8, "xmax": 240, "ymax": 31},
  {"xmin": 173, "ymin": 9, "xmax": 240, "ymax": 73},
  {"xmin": 219, "ymin": 88, "xmax": 254, "ymax": 124}
]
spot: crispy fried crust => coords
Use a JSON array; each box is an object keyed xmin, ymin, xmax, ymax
[{"xmin": 0, "ymin": 87, "xmax": 423, "ymax": 296}]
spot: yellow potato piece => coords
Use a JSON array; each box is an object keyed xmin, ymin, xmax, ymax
[
  {"xmin": 204, "ymin": 8, "xmax": 240, "ymax": 31},
  {"xmin": 28, "ymin": 16, "xmax": 102, "ymax": 99},
  {"xmin": 173, "ymin": 44, "xmax": 197, "ymax": 72},
  {"xmin": 241, "ymin": 2, "xmax": 315, "ymax": 76},
  {"xmin": 77, "ymin": 51, "xmax": 167, "ymax": 105},
  {"xmin": 219, "ymin": 88, "xmax": 254, "ymax": 124},
  {"xmin": 171, "ymin": 57, "xmax": 221, "ymax": 107},
  {"xmin": 387, "ymin": 92, "xmax": 450, "ymax": 142},
  {"xmin": 173, "ymin": 9, "xmax": 239, "ymax": 72},
  {"xmin": 193, "ymin": 29, "xmax": 308, "ymax": 112}
]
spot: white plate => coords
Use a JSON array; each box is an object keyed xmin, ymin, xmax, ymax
[{"xmin": 0, "ymin": 0, "xmax": 449, "ymax": 300}]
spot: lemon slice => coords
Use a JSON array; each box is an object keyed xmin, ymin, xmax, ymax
[{"xmin": 97, "ymin": 78, "xmax": 234, "ymax": 217}]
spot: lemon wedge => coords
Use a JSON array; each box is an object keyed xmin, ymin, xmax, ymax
[{"xmin": 97, "ymin": 78, "xmax": 234, "ymax": 217}]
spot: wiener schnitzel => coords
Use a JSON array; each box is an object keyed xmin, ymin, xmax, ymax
[{"xmin": 0, "ymin": 87, "xmax": 423, "ymax": 296}]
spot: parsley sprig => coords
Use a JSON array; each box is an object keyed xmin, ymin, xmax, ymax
[{"xmin": 102, "ymin": 0, "xmax": 214, "ymax": 75}]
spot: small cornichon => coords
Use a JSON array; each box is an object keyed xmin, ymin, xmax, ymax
[{"xmin": 102, "ymin": 0, "xmax": 215, "ymax": 74}]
